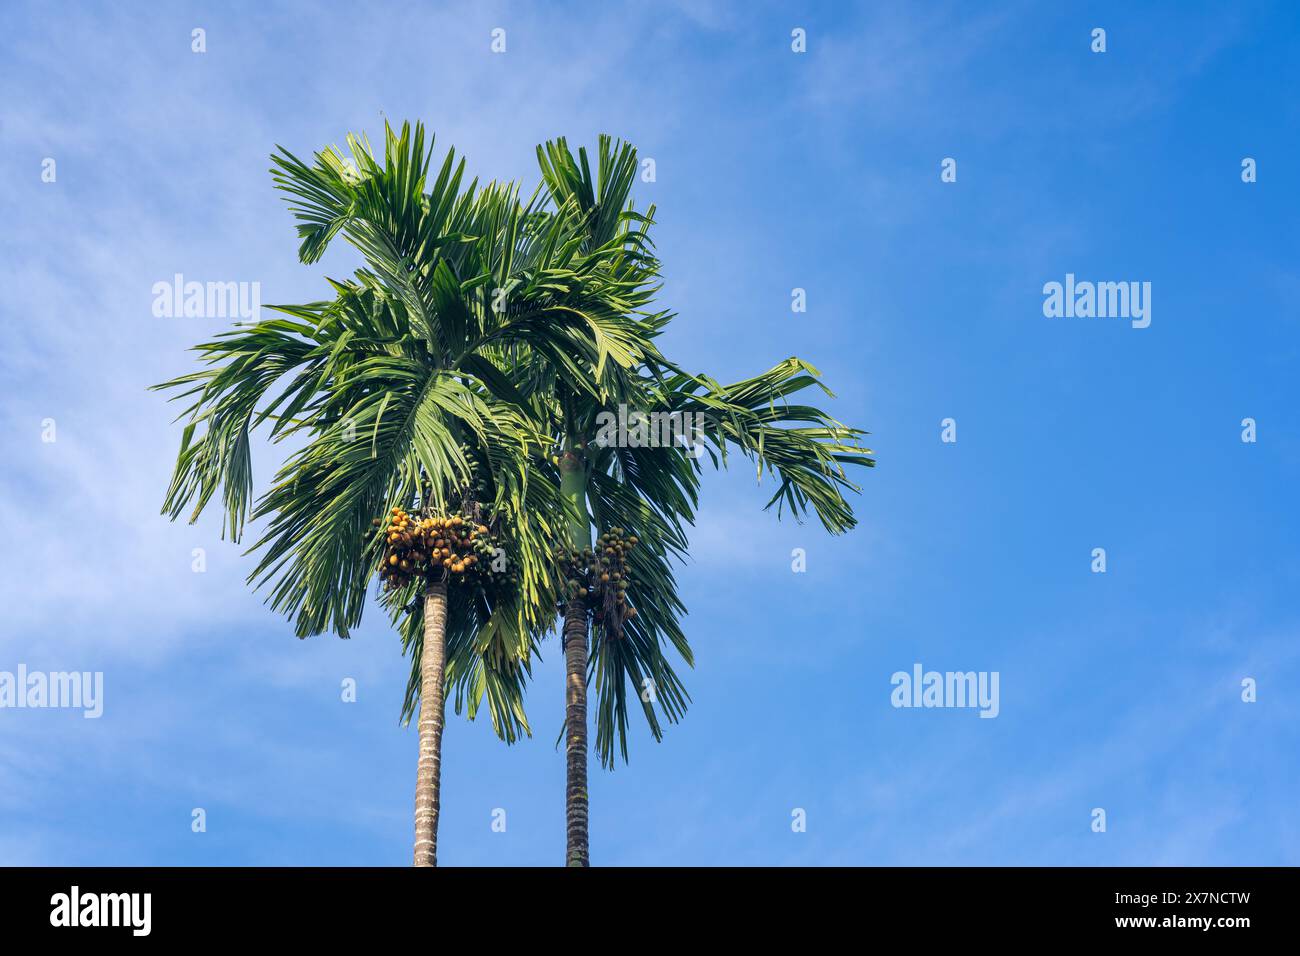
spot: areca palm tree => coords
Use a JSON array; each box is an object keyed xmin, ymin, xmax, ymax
[
  {"xmin": 497, "ymin": 136, "xmax": 876, "ymax": 865},
  {"xmin": 153, "ymin": 122, "xmax": 642, "ymax": 865},
  {"xmin": 156, "ymin": 121, "xmax": 875, "ymax": 868}
]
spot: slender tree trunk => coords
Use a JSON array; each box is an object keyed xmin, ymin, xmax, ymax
[
  {"xmin": 559, "ymin": 446, "xmax": 591, "ymax": 866},
  {"xmin": 563, "ymin": 593, "xmax": 589, "ymax": 866},
  {"xmin": 414, "ymin": 580, "xmax": 448, "ymax": 867}
]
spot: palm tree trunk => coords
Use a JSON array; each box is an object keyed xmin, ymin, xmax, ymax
[
  {"xmin": 563, "ymin": 593, "xmax": 589, "ymax": 866},
  {"xmin": 414, "ymin": 579, "xmax": 448, "ymax": 867},
  {"xmin": 559, "ymin": 446, "xmax": 591, "ymax": 866}
]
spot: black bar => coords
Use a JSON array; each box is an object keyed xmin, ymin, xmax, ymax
[{"xmin": 0, "ymin": 866, "xmax": 1288, "ymax": 941}]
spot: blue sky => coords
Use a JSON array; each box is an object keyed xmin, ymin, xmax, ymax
[{"xmin": 1, "ymin": 0, "xmax": 1297, "ymax": 865}]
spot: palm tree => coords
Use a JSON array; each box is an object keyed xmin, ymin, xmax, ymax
[
  {"xmin": 515, "ymin": 137, "xmax": 876, "ymax": 865},
  {"xmin": 152, "ymin": 122, "xmax": 633, "ymax": 865},
  {"xmin": 156, "ymin": 121, "xmax": 875, "ymax": 869}
]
